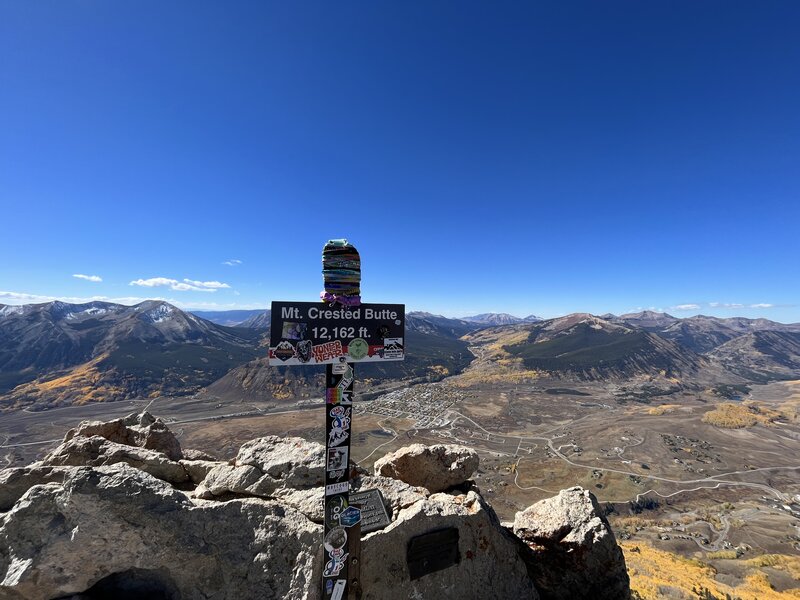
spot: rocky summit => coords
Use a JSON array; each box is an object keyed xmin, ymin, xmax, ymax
[{"xmin": 0, "ymin": 412, "xmax": 630, "ymax": 600}]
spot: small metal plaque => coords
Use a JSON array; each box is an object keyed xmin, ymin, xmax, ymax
[
  {"xmin": 407, "ymin": 528, "xmax": 460, "ymax": 580},
  {"xmin": 348, "ymin": 488, "xmax": 391, "ymax": 534}
]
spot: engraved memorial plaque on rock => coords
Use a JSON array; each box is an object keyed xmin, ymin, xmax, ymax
[{"xmin": 406, "ymin": 527, "xmax": 460, "ymax": 580}]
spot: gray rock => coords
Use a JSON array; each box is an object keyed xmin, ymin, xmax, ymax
[
  {"xmin": 513, "ymin": 486, "xmax": 630, "ymax": 600},
  {"xmin": 374, "ymin": 444, "xmax": 479, "ymax": 493},
  {"xmin": 195, "ymin": 464, "xmax": 261, "ymax": 498},
  {"xmin": 195, "ymin": 436, "xmax": 325, "ymax": 499},
  {"xmin": 0, "ymin": 463, "xmax": 320, "ymax": 600},
  {"xmin": 179, "ymin": 459, "xmax": 224, "ymax": 485},
  {"xmin": 0, "ymin": 466, "xmax": 72, "ymax": 512},
  {"xmin": 0, "ymin": 463, "xmax": 537, "ymax": 600},
  {"xmin": 236, "ymin": 435, "xmax": 325, "ymax": 488},
  {"xmin": 64, "ymin": 411, "xmax": 183, "ymax": 461},
  {"xmin": 273, "ymin": 487, "xmax": 324, "ymax": 523},
  {"xmin": 181, "ymin": 448, "xmax": 217, "ymax": 461},
  {"xmin": 359, "ymin": 490, "xmax": 538, "ymax": 599},
  {"xmin": 41, "ymin": 436, "xmax": 189, "ymax": 485}
]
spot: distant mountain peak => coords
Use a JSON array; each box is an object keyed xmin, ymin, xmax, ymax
[
  {"xmin": 135, "ymin": 299, "xmax": 172, "ymax": 311},
  {"xmin": 619, "ymin": 310, "xmax": 675, "ymax": 320},
  {"xmin": 462, "ymin": 313, "xmax": 524, "ymax": 326}
]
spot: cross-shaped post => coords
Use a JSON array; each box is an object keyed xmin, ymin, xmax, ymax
[{"xmin": 268, "ymin": 239, "xmax": 405, "ymax": 600}]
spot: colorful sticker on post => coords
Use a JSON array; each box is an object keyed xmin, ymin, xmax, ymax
[
  {"xmin": 327, "ymin": 447, "xmax": 348, "ymax": 472},
  {"xmin": 326, "ymin": 495, "xmax": 348, "ymax": 527},
  {"xmin": 323, "ymin": 526, "xmax": 349, "ymax": 577},
  {"xmin": 337, "ymin": 365, "xmax": 354, "ymax": 390},
  {"xmin": 328, "ymin": 406, "xmax": 351, "ymax": 447},
  {"xmin": 326, "ymin": 388, "xmax": 352, "ymax": 405}
]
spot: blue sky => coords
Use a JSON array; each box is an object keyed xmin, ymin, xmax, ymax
[{"xmin": 1, "ymin": 2, "xmax": 798, "ymax": 321}]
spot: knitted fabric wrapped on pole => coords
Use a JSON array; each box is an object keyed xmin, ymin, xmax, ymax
[{"xmin": 321, "ymin": 239, "xmax": 362, "ymax": 306}]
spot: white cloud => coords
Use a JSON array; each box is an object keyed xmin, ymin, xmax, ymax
[
  {"xmin": 129, "ymin": 277, "xmax": 176, "ymax": 288},
  {"xmin": 710, "ymin": 302, "xmax": 777, "ymax": 310},
  {"xmin": 714, "ymin": 302, "xmax": 777, "ymax": 310},
  {"xmin": 129, "ymin": 277, "xmax": 230, "ymax": 293},
  {"xmin": 73, "ymin": 274, "xmax": 102, "ymax": 282},
  {"xmin": 182, "ymin": 279, "xmax": 230, "ymax": 290},
  {"xmin": 672, "ymin": 304, "xmax": 701, "ymax": 311},
  {"xmin": 222, "ymin": 259, "xmax": 242, "ymax": 266}
]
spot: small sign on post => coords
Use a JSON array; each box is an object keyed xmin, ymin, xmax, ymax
[{"xmin": 269, "ymin": 240, "xmax": 404, "ymax": 600}]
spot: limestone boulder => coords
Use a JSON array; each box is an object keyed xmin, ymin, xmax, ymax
[
  {"xmin": 513, "ymin": 486, "xmax": 630, "ymax": 600},
  {"xmin": 374, "ymin": 444, "xmax": 479, "ymax": 493},
  {"xmin": 0, "ymin": 463, "xmax": 321, "ymax": 600},
  {"xmin": 273, "ymin": 487, "xmax": 324, "ymax": 523},
  {"xmin": 0, "ymin": 462, "xmax": 537, "ymax": 600},
  {"xmin": 359, "ymin": 489, "xmax": 538, "ymax": 599},
  {"xmin": 195, "ymin": 436, "xmax": 325, "ymax": 499},
  {"xmin": 0, "ymin": 466, "xmax": 72, "ymax": 512},
  {"xmin": 64, "ymin": 411, "xmax": 183, "ymax": 461},
  {"xmin": 179, "ymin": 459, "xmax": 224, "ymax": 485},
  {"xmin": 181, "ymin": 448, "xmax": 217, "ymax": 461},
  {"xmin": 41, "ymin": 435, "xmax": 189, "ymax": 485}
]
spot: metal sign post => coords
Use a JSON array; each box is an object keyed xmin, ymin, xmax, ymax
[{"xmin": 268, "ymin": 240, "xmax": 405, "ymax": 600}]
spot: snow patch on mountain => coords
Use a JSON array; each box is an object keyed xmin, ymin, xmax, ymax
[
  {"xmin": 146, "ymin": 304, "xmax": 175, "ymax": 323},
  {"xmin": 64, "ymin": 307, "xmax": 110, "ymax": 320},
  {"xmin": 0, "ymin": 305, "xmax": 25, "ymax": 317}
]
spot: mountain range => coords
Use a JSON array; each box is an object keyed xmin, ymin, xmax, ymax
[
  {"xmin": 190, "ymin": 310, "xmax": 545, "ymax": 328},
  {"xmin": 2, "ymin": 303, "xmax": 800, "ymax": 411},
  {"xmin": 502, "ymin": 313, "xmax": 709, "ymax": 380},
  {"xmin": 461, "ymin": 313, "xmax": 543, "ymax": 325},
  {"xmin": 0, "ymin": 301, "xmax": 261, "ymax": 410},
  {"xmin": 613, "ymin": 310, "xmax": 800, "ymax": 353}
]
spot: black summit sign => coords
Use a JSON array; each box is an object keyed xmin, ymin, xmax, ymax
[{"xmin": 268, "ymin": 301, "xmax": 405, "ymax": 365}]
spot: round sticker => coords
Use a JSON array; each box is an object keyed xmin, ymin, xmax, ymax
[
  {"xmin": 347, "ymin": 338, "xmax": 369, "ymax": 360},
  {"xmin": 324, "ymin": 526, "xmax": 348, "ymax": 552}
]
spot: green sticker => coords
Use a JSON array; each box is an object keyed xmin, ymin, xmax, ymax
[{"xmin": 348, "ymin": 338, "xmax": 369, "ymax": 360}]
